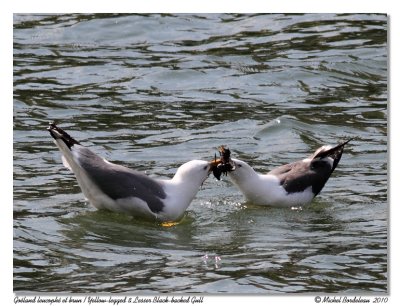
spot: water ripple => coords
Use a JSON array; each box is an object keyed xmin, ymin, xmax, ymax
[{"xmin": 14, "ymin": 13, "xmax": 387, "ymax": 294}]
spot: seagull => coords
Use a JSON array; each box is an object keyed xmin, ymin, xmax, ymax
[
  {"xmin": 216, "ymin": 141, "xmax": 351, "ymax": 207},
  {"xmin": 47, "ymin": 123, "xmax": 219, "ymax": 222}
]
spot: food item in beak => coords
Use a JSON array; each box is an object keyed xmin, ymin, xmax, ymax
[
  {"xmin": 209, "ymin": 155, "xmax": 223, "ymax": 180},
  {"xmin": 211, "ymin": 146, "xmax": 235, "ymax": 180}
]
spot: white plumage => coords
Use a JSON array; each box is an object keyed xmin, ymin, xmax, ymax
[
  {"xmin": 225, "ymin": 141, "xmax": 350, "ymax": 207},
  {"xmin": 48, "ymin": 123, "xmax": 217, "ymax": 222}
]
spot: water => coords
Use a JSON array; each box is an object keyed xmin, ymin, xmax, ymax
[{"xmin": 13, "ymin": 14, "xmax": 387, "ymax": 294}]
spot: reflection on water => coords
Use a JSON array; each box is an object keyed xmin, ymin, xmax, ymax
[{"xmin": 14, "ymin": 13, "xmax": 387, "ymax": 293}]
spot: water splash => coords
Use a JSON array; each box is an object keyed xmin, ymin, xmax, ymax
[{"xmin": 201, "ymin": 253, "xmax": 222, "ymax": 269}]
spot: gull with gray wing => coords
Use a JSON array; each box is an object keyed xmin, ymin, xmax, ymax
[
  {"xmin": 216, "ymin": 141, "xmax": 351, "ymax": 207},
  {"xmin": 48, "ymin": 123, "xmax": 219, "ymax": 222}
]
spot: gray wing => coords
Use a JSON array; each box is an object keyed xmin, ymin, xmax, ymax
[
  {"xmin": 268, "ymin": 160, "xmax": 332, "ymax": 195},
  {"xmin": 74, "ymin": 146, "xmax": 166, "ymax": 213}
]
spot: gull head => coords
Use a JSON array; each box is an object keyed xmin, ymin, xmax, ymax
[{"xmin": 173, "ymin": 160, "xmax": 219, "ymax": 185}]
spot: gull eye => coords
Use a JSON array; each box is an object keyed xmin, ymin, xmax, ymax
[
  {"xmin": 203, "ymin": 165, "xmax": 208, "ymax": 170},
  {"xmin": 238, "ymin": 164, "xmax": 242, "ymax": 168}
]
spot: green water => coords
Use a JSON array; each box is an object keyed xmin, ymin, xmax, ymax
[{"xmin": 13, "ymin": 13, "xmax": 387, "ymax": 294}]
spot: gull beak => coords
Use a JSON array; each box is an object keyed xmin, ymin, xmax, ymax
[
  {"xmin": 209, "ymin": 154, "xmax": 223, "ymax": 180},
  {"xmin": 209, "ymin": 153, "xmax": 221, "ymax": 168}
]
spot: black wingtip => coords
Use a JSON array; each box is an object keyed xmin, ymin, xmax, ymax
[
  {"xmin": 338, "ymin": 138, "xmax": 353, "ymax": 147},
  {"xmin": 47, "ymin": 122, "xmax": 80, "ymax": 149},
  {"xmin": 315, "ymin": 138, "xmax": 352, "ymax": 159},
  {"xmin": 334, "ymin": 138, "xmax": 352, "ymax": 153},
  {"xmin": 315, "ymin": 138, "xmax": 352, "ymax": 174}
]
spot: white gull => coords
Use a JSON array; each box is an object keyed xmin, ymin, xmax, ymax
[
  {"xmin": 48, "ymin": 123, "xmax": 219, "ymax": 222},
  {"xmin": 220, "ymin": 141, "xmax": 351, "ymax": 207}
]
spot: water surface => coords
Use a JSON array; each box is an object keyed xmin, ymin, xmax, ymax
[{"xmin": 13, "ymin": 13, "xmax": 387, "ymax": 294}]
